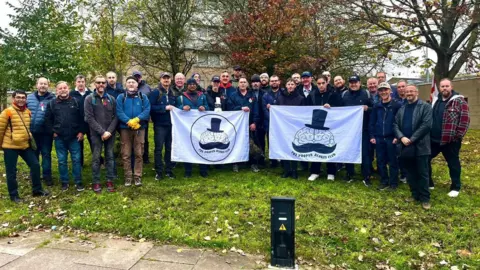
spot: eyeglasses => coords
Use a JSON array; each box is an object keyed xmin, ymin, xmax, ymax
[
  {"xmin": 14, "ymin": 96, "xmax": 26, "ymax": 100},
  {"xmin": 95, "ymin": 81, "xmax": 106, "ymax": 84}
]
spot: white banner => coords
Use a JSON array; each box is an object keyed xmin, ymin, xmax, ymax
[
  {"xmin": 269, "ymin": 106, "xmax": 363, "ymax": 163},
  {"xmin": 171, "ymin": 107, "xmax": 249, "ymax": 164}
]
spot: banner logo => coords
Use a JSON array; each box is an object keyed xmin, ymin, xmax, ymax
[
  {"xmin": 292, "ymin": 109, "xmax": 336, "ymax": 154},
  {"xmin": 191, "ymin": 115, "xmax": 236, "ymax": 162}
]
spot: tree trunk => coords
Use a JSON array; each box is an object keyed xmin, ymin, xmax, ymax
[{"xmin": 434, "ymin": 52, "xmax": 452, "ymax": 82}]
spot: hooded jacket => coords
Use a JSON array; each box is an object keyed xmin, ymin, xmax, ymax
[
  {"xmin": 305, "ymin": 88, "xmax": 343, "ymax": 107},
  {"xmin": 138, "ymin": 80, "xmax": 152, "ymax": 95},
  {"xmin": 176, "ymin": 91, "xmax": 209, "ymax": 110},
  {"xmin": 431, "ymin": 90, "xmax": 470, "ymax": 145},
  {"xmin": 227, "ymin": 89, "xmax": 260, "ymax": 125},
  {"xmin": 219, "ymin": 82, "xmax": 236, "ymax": 98},
  {"xmin": 26, "ymin": 91, "xmax": 55, "ymax": 134},
  {"xmin": 206, "ymin": 86, "xmax": 227, "ymax": 111}
]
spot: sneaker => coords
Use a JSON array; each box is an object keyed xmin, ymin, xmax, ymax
[
  {"xmin": 10, "ymin": 196, "xmax": 22, "ymax": 203},
  {"xmin": 327, "ymin": 174, "xmax": 335, "ymax": 181},
  {"xmin": 134, "ymin": 178, "xmax": 142, "ymax": 186},
  {"xmin": 308, "ymin": 174, "xmax": 319, "ymax": 181},
  {"xmin": 233, "ymin": 164, "xmax": 239, "ymax": 172},
  {"xmin": 377, "ymin": 183, "xmax": 389, "ymax": 191},
  {"xmin": 251, "ymin": 164, "xmax": 260, "ymax": 173},
  {"xmin": 184, "ymin": 171, "xmax": 192, "ymax": 178},
  {"xmin": 429, "ymin": 186, "xmax": 435, "ymax": 190},
  {"xmin": 343, "ymin": 174, "xmax": 354, "ymax": 183},
  {"xmin": 125, "ymin": 178, "xmax": 132, "ymax": 187},
  {"xmin": 200, "ymin": 171, "xmax": 208, "ymax": 178},
  {"xmin": 363, "ymin": 178, "xmax": 372, "ymax": 187},
  {"xmin": 92, "ymin": 183, "xmax": 102, "ymax": 193},
  {"xmin": 106, "ymin": 181, "xmax": 115, "ymax": 192},
  {"xmin": 281, "ymin": 171, "xmax": 291, "ymax": 178},
  {"xmin": 61, "ymin": 183, "xmax": 69, "ymax": 191},
  {"xmin": 447, "ymin": 190, "xmax": 460, "ymax": 197},
  {"xmin": 32, "ymin": 189, "xmax": 50, "ymax": 197},
  {"xmin": 399, "ymin": 177, "xmax": 407, "ymax": 184},
  {"xmin": 76, "ymin": 183, "xmax": 85, "ymax": 192},
  {"xmin": 422, "ymin": 202, "xmax": 431, "ymax": 210},
  {"xmin": 155, "ymin": 173, "xmax": 163, "ymax": 181},
  {"xmin": 165, "ymin": 172, "xmax": 176, "ymax": 179}
]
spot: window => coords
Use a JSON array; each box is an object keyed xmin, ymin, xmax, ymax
[{"xmin": 196, "ymin": 53, "xmax": 222, "ymax": 67}]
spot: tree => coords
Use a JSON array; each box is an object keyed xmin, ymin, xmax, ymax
[
  {"xmin": 86, "ymin": 0, "xmax": 131, "ymax": 80},
  {"xmin": 0, "ymin": 0, "xmax": 89, "ymax": 90},
  {"xmin": 336, "ymin": 0, "xmax": 480, "ymax": 80},
  {"xmin": 123, "ymin": 0, "xmax": 199, "ymax": 77},
  {"xmin": 218, "ymin": 0, "xmax": 395, "ymax": 79}
]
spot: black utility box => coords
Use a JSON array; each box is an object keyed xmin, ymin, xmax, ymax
[{"xmin": 271, "ymin": 197, "xmax": 295, "ymax": 268}]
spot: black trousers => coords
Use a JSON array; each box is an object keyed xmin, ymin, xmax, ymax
[
  {"xmin": 404, "ymin": 155, "xmax": 430, "ymax": 202},
  {"xmin": 143, "ymin": 122, "xmax": 150, "ymax": 162},
  {"xmin": 429, "ymin": 140, "xmax": 462, "ymax": 191}
]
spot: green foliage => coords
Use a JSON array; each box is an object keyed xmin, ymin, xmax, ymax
[
  {"xmin": 0, "ymin": 130, "xmax": 479, "ymax": 269},
  {"xmin": 123, "ymin": 0, "xmax": 199, "ymax": 76},
  {"xmin": 86, "ymin": 0, "xmax": 131, "ymax": 79},
  {"xmin": 0, "ymin": 0, "xmax": 89, "ymax": 90}
]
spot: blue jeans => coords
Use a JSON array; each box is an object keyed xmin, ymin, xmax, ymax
[
  {"xmin": 346, "ymin": 131, "xmax": 371, "ymax": 178},
  {"xmin": 375, "ymin": 137, "xmax": 398, "ymax": 187},
  {"xmin": 32, "ymin": 133, "xmax": 53, "ymax": 179},
  {"xmin": 55, "ymin": 137, "xmax": 82, "ymax": 185}
]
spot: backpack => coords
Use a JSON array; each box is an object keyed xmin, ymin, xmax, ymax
[
  {"xmin": 90, "ymin": 93, "xmax": 114, "ymax": 106},
  {"xmin": 122, "ymin": 92, "xmax": 145, "ymax": 111}
]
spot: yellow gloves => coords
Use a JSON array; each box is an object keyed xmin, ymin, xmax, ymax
[
  {"xmin": 127, "ymin": 117, "xmax": 141, "ymax": 129},
  {"xmin": 132, "ymin": 123, "xmax": 141, "ymax": 130}
]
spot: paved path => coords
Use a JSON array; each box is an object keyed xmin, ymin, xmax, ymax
[{"xmin": 0, "ymin": 231, "xmax": 266, "ymax": 269}]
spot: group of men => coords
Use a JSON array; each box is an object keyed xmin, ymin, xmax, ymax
[{"xmin": 0, "ymin": 67, "xmax": 470, "ymax": 210}]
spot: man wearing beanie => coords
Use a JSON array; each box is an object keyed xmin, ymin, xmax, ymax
[{"xmin": 116, "ymin": 76, "xmax": 151, "ymax": 187}]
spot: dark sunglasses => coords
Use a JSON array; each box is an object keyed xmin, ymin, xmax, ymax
[{"xmin": 95, "ymin": 81, "xmax": 106, "ymax": 84}]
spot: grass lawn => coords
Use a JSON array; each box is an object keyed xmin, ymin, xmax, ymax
[{"xmin": 0, "ymin": 129, "xmax": 479, "ymax": 269}]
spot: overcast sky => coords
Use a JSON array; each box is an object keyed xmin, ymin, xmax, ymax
[{"xmin": 0, "ymin": 0, "xmax": 425, "ymax": 79}]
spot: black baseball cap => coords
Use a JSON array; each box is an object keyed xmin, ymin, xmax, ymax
[
  {"xmin": 348, "ymin": 75, "xmax": 360, "ymax": 82},
  {"xmin": 301, "ymin": 71, "xmax": 312, "ymax": 78},
  {"xmin": 211, "ymin": 75, "xmax": 220, "ymax": 82}
]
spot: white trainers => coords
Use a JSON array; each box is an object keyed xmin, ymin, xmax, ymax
[
  {"xmin": 447, "ymin": 190, "xmax": 459, "ymax": 197},
  {"xmin": 308, "ymin": 174, "xmax": 319, "ymax": 181},
  {"xmin": 327, "ymin": 174, "xmax": 335, "ymax": 181}
]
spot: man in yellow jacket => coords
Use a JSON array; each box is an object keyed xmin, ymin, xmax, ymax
[{"xmin": 0, "ymin": 90, "xmax": 49, "ymax": 203}]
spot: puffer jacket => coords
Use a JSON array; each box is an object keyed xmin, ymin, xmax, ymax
[
  {"xmin": 369, "ymin": 99, "xmax": 403, "ymax": 139},
  {"xmin": 26, "ymin": 91, "xmax": 55, "ymax": 134},
  {"xmin": 0, "ymin": 104, "xmax": 33, "ymax": 150}
]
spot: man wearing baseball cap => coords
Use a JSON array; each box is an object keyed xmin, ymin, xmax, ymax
[
  {"xmin": 231, "ymin": 65, "xmax": 243, "ymax": 88},
  {"xmin": 206, "ymin": 75, "xmax": 227, "ymax": 111},
  {"xmin": 342, "ymin": 75, "xmax": 374, "ymax": 186},
  {"xmin": 149, "ymin": 72, "xmax": 177, "ymax": 180},
  {"xmin": 294, "ymin": 71, "xmax": 319, "ymax": 99},
  {"xmin": 369, "ymin": 82, "xmax": 402, "ymax": 191}
]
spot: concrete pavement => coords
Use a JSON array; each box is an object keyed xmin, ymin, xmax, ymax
[{"xmin": 0, "ymin": 231, "xmax": 266, "ymax": 269}]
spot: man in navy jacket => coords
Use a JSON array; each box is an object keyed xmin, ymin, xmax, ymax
[{"xmin": 369, "ymin": 82, "xmax": 402, "ymax": 190}]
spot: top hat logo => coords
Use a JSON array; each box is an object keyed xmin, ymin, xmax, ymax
[
  {"xmin": 292, "ymin": 109, "xmax": 337, "ymax": 154},
  {"xmin": 305, "ymin": 109, "xmax": 330, "ymax": 130},
  {"xmin": 207, "ymin": 118, "xmax": 224, "ymax": 133}
]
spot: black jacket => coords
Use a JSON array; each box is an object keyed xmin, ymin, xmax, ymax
[
  {"xmin": 106, "ymin": 82, "xmax": 125, "ymax": 100},
  {"xmin": 276, "ymin": 89, "xmax": 305, "ymax": 106},
  {"xmin": 305, "ymin": 88, "xmax": 343, "ymax": 107},
  {"xmin": 45, "ymin": 97, "xmax": 84, "ymax": 140},
  {"xmin": 294, "ymin": 83, "xmax": 320, "ymax": 98},
  {"xmin": 205, "ymin": 86, "xmax": 227, "ymax": 111},
  {"xmin": 393, "ymin": 99, "xmax": 432, "ymax": 156},
  {"xmin": 341, "ymin": 88, "xmax": 373, "ymax": 130},
  {"xmin": 70, "ymin": 89, "xmax": 93, "ymax": 133},
  {"xmin": 226, "ymin": 89, "xmax": 260, "ymax": 125}
]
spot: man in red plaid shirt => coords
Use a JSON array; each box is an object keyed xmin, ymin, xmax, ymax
[{"xmin": 429, "ymin": 78, "xmax": 470, "ymax": 198}]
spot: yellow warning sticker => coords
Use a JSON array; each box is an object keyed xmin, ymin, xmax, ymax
[{"xmin": 279, "ymin": 224, "xmax": 287, "ymax": 231}]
